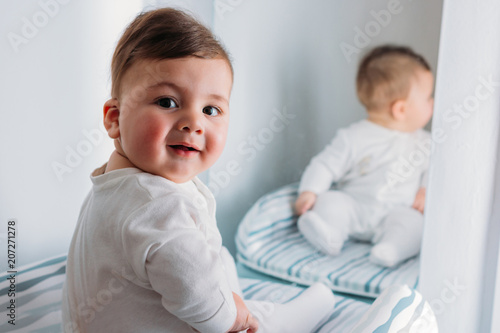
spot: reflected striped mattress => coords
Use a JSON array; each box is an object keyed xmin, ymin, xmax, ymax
[{"xmin": 236, "ymin": 183, "xmax": 420, "ymax": 298}]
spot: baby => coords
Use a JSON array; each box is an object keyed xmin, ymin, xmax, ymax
[
  {"xmin": 295, "ymin": 45, "xmax": 434, "ymax": 268},
  {"xmin": 61, "ymin": 8, "xmax": 334, "ymax": 333}
]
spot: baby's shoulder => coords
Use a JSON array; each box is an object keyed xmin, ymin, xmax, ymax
[
  {"xmin": 332, "ymin": 119, "xmax": 372, "ymax": 141},
  {"xmin": 117, "ymin": 173, "xmax": 201, "ymax": 226},
  {"xmin": 130, "ymin": 173, "xmax": 189, "ymax": 202},
  {"xmin": 343, "ymin": 119, "xmax": 370, "ymax": 133}
]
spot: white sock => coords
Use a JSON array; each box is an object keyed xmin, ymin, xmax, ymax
[
  {"xmin": 370, "ymin": 208, "xmax": 424, "ymax": 267},
  {"xmin": 298, "ymin": 211, "xmax": 345, "ymax": 256},
  {"xmin": 246, "ymin": 283, "xmax": 335, "ymax": 333}
]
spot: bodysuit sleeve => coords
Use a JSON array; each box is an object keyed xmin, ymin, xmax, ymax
[
  {"xmin": 121, "ymin": 194, "xmax": 236, "ymax": 333},
  {"xmin": 299, "ymin": 129, "xmax": 353, "ymax": 194}
]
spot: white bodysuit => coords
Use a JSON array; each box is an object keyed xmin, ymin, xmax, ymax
[
  {"xmin": 62, "ymin": 167, "xmax": 335, "ymax": 332},
  {"xmin": 298, "ymin": 119, "xmax": 431, "ymax": 266},
  {"xmin": 62, "ymin": 168, "xmax": 237, "ymax": 332}
]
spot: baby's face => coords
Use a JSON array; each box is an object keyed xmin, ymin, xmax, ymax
[
  {"xmin": 403, "ymin": 69, "xmax": 434, "ymax": 131},
  {"xmin": 115, "ymin": 57, "xmax": 233, "ymax": 183}
]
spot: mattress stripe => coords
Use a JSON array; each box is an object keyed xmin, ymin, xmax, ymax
[
  {"xmin": 242, "ymin": 282, "xmax": 272, "ymax": 299},
  {"xmin": 314, "ymin": 300, "xmax": 355, "ymax": 331},
  {"xmin": 373, "ymin": 290, "xmax": 416, "ymax": 332},
  {"xmin": 257, "ymin": 234, "xmax": 304, "ymax": 266},
  {"xmin": 241, "ymin": 280, "xmax": 265, "ymax": 294},
  {"xmin": 248, "ymin": 216, "xmax": 294, "ymax": 236},
  {"xmin": 287, "ymin": 252, "xmax": 319, "ymax": 276},
  {"xmin": 331, "ymin": 303, "xmax": 367, "ymax": 330},
  {"xmin": 293, "ymin": 251, "xmax": 325, "ymax": 277},
  {"xmin": 0, "ymin": 282, "xmax": 63, "ymax": 311},
  {"xmin": 327, "ymin": 254, "xmax": 369, "ymax": 285},
  {"xmin": 36, "ymin": 323, "xmax": 65, "ymax": 333},
  {"xmin": 364, "ymin": 267, "xmax": 388, "ymax": 293},
  {"xmin": 413, "ymin": 276, "xmax": 419, "ymax": 289},
  {"xmin": 350, "ymin": 287, "xmax": 406, "ymax": 332},
  {"xmin": 326, "ymin": 253, "xmax": 370, "ymax": 281},
  {"xmin": 342, "ymin": 303, "xmax": 375, "ymax": 331},
  {"xmin": 399, "ymin": 297, "xmax": 426, "ymax": 331},
  {"xmin": 382, "ymin": 259, "xmax": 414, "ymax": 291},
  {"xmin": 0, "ymin": 305, "xmax": 61, "ymax": 332},
  {"xmin": 261, "ymin": 237, "xmax": 309, "ymax": 268},
  {"xmin": 258, "ymin": 186, "xmax": 298, "ymax": 210},
  {"xmin": 333, "ymin": 260, "xmax": 370, "ymax": 287},
  {"xmin": 245, "ymin": 224, "xmax": 296, "ymax": 247},
  {"xmin": 0, "ymin": 255, "xmax": 66, "ymax": 281},
  {"xmin": 251, "ymin": 226, "xmax": 298, "ymax": 257},
  {"xmin": 7, "ymin": 310, "xmax": 62, "ymax": 333},
  {"xmin": 372, "ymin": 267, "xmax": 395, "ymax": 294},
  {"xmin": 0, "ymin": 266, "xmax": 66, "ymax": 296},
  {"xmin": 279, "ymin": 286, "xmax": 306, "ymax": 303}
]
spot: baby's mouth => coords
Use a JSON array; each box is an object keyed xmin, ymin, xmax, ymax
[{"xmin": 169, "ymin": 145, "xmax": 199, "ymax": 152}]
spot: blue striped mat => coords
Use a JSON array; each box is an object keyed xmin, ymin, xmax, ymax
[
  {"xmin": 0, "ymin": 254, "xmax": 371, "ymax": 332},
  {"xmin": 0, "ymin": 254, "xmax": 67, "ymax": 333},
  {"xmin": 0, "ymin": 254, "xmax": 432, "ymax": 332},
  {"xmin": 236, "ymin": 183, "xmax": 420, "ymax": 298}
]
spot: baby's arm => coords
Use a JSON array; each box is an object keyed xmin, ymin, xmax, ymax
[
  {"xmin": 227, "ymin": 293, "xmax": 259, "ymax": 333},
  {"xmin": 125, "ymin": 196, "xmax": 239, "ymax": 332},
  {"xmin": 296, "ymin": 130, "xmax": 352, "ymax": 215},
  {"xmin": 294, "ymin": 191, "xmax": 317, "ymax": 215},
  {"xmin": 412, "ymin": 187, "xmax": 426, "ymax": 213}
]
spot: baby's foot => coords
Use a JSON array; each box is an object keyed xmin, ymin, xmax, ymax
[
  {"xmin": 246, "ymin": 283, "xmax": 335, "ymax": 333},
  {"xmin": 298, "ymin": 211, "xmax": 344, "ymax": 256}
]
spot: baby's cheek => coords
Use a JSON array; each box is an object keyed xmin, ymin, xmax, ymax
[
  {"xmin": 206, "ymin": 131, "xmax": 227, "ymax": 159},
  {"xmin": 135, "ymin": 121, "xmax": 168, "ymax": 155}
]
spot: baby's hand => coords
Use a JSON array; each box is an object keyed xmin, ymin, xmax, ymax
[
  {"xmin": 228, "ymin": 293, "xmax": 259, "ymax": 333},
  {"xmin": 294, "ymin": 191, "xmax": 317, "ymax": 215},
  {"xmin": 412, "ymin": 187, "xmax": 426, "ymax": 214}
]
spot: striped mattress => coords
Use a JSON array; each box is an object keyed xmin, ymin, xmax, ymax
[
  {"xmin": 0, "ymin": 255, "xmax": 436, "ymax": 332},
  {"xmin": 236, "ymin": 183, "xmax": 420, "ymax": 298},
  {"xmin": 0, "ymin": 254, "xmax": 370, "ymax": 332}
]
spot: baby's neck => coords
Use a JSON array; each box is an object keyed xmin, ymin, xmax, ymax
[
  {"xmin": 366, "ymin": 113, "xmax": 414, "ymax": 132},
  {"xmin": 105, "ymin": 150, "xmax": 136, "ymax": 173}
]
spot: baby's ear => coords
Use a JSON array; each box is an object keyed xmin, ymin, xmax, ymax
[
  {"xmin": 390, "ymin": 99, "xmax": 407, "ymax": 121},
  {"xmin": 103, "ymin": 98, "xmax": 120, "ymax": 139}
]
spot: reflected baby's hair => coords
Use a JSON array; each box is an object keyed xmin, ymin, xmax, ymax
[
  {"xmin": 356, "ymin": 45, "xmax": 431, "ymax": 111},
  {"xmin": 110, "ymin": 7, "xmax": 232, "ymax": 99}
]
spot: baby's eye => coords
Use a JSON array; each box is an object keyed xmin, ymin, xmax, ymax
[
  {"xmin": 202, "ymin": 106, "xmax": 221, "ymax": 116},
  {"xmin": 156, "ymin": 97, "xmax": 178, "ymax": 109}
]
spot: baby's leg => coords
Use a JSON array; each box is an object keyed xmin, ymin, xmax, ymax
[
  {"xmin": 370, "ymin": 207, "xmax": 424, "ymax": 267},
  {"xmin": 220, "ymin": 247, "xmax": 335, "ymax": 332},
  {"xmin": 245, "ymin": 283, "xmax": 335, "ymax": 333},
  {"xmin": 297, "ymin": 191, "xmax": 358, "ymax": 255}
]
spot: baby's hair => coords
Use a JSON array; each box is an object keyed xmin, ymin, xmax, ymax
[
  {"xmin": 111, "ymin": 7, "xmax": 232, "ymax": 99},
  {"xmin": 356, "ymin": 45, "xmax": 431, "ymax": 111}
]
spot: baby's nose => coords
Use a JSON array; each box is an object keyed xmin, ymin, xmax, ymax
[{"xmin": 178, "ymin": 112, "xmax": 203, "ymax": 134}]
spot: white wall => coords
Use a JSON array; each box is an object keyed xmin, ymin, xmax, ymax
[
  {"xmin": 212, "ymin": 0, "xmax": 443, "ymax": 255},
  {"xmin": 419, "ymin": 0, "xmax": 500, "ymax": 331},
  {"xmin": 0, "ymin": 0, "xmax": 143, "ymax": 268}
]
